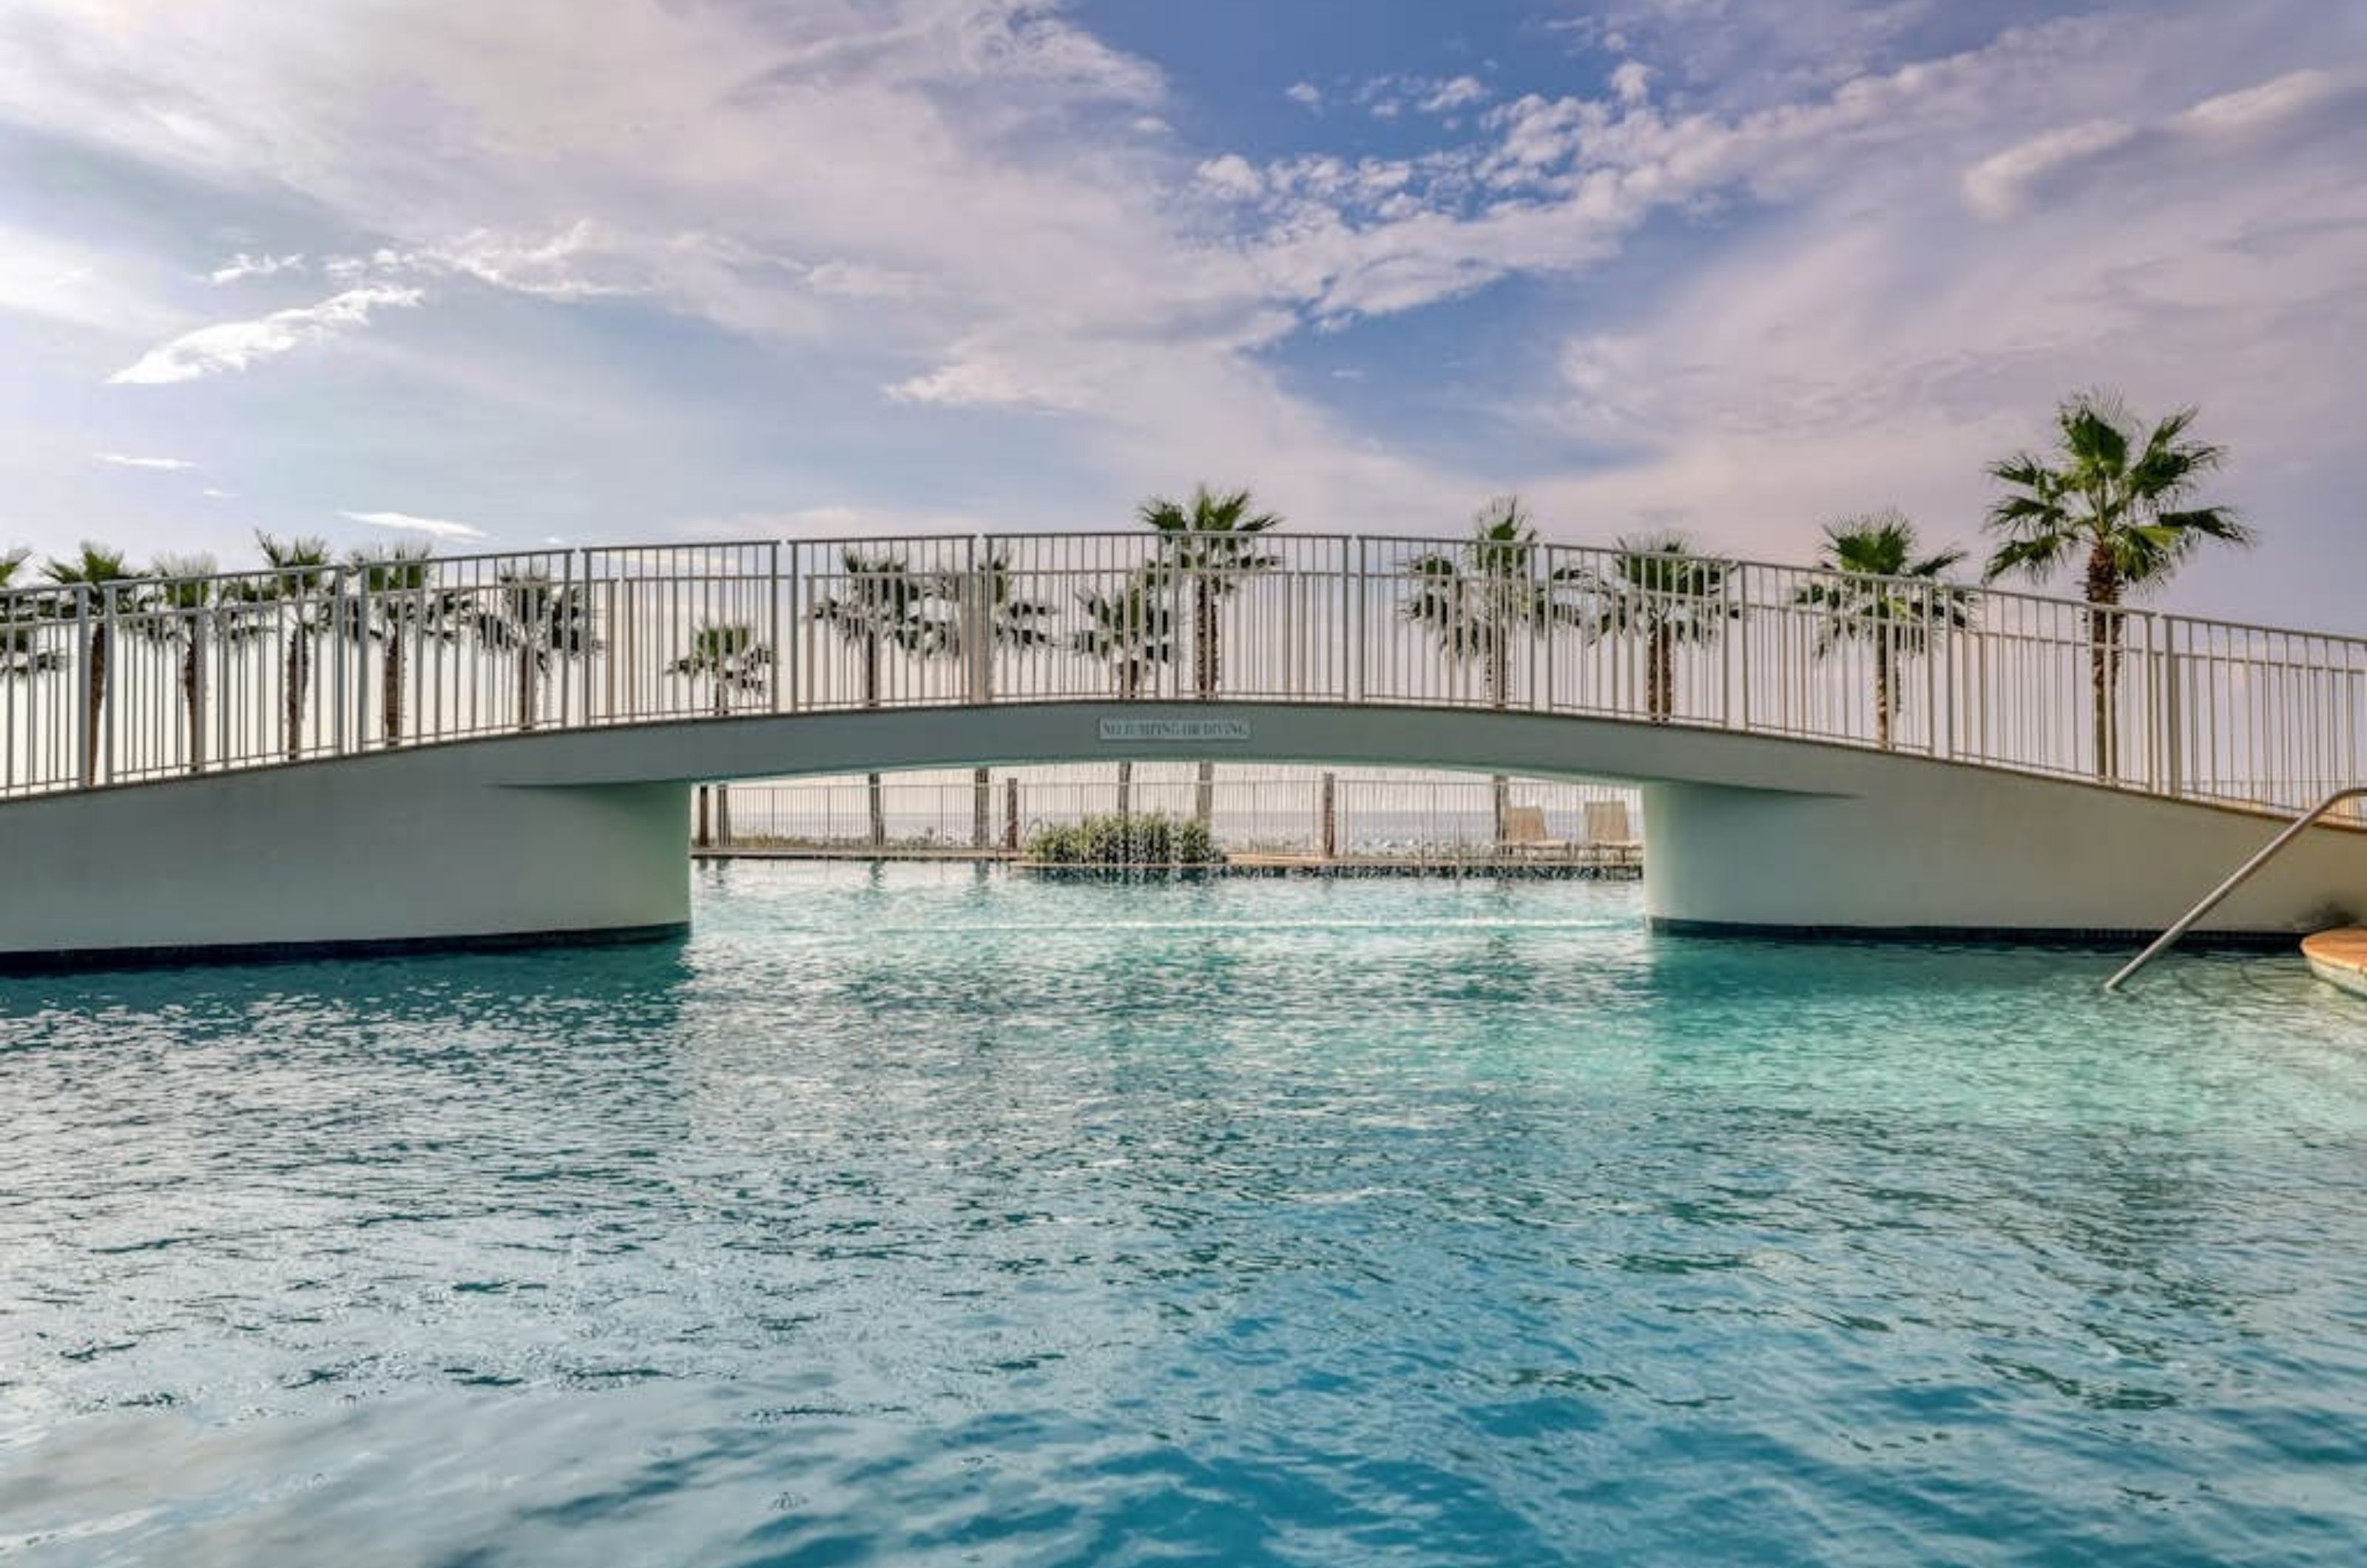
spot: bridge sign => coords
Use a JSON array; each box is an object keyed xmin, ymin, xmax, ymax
[{"xmin": 1098, "ymin": 718, "xmax": 1252, "ymax": 744}]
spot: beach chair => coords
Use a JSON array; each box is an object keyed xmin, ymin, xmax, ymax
[
  {"xmin": 1499, "ymin": 805, "xmax": 1570, "ymax": 857},
  {"xmin": 1582, "ymin": 800, "xmax": 1641, "ymax": 866}
]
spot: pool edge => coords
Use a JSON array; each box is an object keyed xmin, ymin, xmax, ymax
[{"xmin": 0, "ymin": 922, "xmax": 692, "ymax": 978}]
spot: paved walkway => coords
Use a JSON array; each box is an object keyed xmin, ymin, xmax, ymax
[{"xmin": 692, "ymin": 847, "xmax": 1641, "ymax": 879}]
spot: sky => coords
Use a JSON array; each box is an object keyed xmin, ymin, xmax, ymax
[{"xmin": 2, "ymin": 0, "xmax": 2363, "ymax": 627}]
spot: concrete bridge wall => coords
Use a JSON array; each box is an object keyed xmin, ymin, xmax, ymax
[{"xmin": 6, "ymin": 701, "xmax": 2365, "ymax": 967}]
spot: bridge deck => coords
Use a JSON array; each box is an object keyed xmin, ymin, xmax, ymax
[{"xmin": 4, "ymin": 531, "xmax": 2362, "ymax": 824}]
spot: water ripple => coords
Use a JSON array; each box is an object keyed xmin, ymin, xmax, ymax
[{"xmin": 2, "ymin": 865, "xmax": 2365, "ymax": 1564}]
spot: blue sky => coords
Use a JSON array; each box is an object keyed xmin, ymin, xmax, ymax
[{"xmin": 2, "ymin": 0, "xmax": 2363, "ymax": 626}]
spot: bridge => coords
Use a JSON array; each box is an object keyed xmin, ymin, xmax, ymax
[{"xmin": 4, "ymin": 532, "xmax": 2365, "ymax": 967}]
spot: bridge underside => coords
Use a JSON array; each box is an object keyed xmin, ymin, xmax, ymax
[{"xmin": 5, "ymin": 702, "xmax": 2365, "ymax": 970}]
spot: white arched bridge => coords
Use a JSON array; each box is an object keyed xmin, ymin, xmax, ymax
[{"xmin": 4, "ymin": 532, "xmax": 2364, "ymax": 967}]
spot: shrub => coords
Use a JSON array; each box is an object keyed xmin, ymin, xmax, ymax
[{"xmin": 1024, "ymin": 812, "xmax": 1220, "ymax": 867}]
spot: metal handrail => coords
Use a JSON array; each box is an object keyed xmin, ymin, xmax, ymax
[
  {"xmin": 2105, "ymin": 783, "xmax": 2367, "ymax": 992},
  {"xmin": 7, "ymin": 532, "xmax": 2367, "ymax": 809}
]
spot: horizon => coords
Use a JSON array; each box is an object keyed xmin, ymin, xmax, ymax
[{"xmin": 4, "ymin": 1, "xmax": 2363, "ymax": 629}]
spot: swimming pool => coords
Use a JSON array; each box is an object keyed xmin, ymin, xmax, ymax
[{"xmin": 4, "ymin": 864, "xmax": 2364, "ymax": 1564}]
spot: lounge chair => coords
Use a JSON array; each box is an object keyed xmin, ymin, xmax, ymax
[
  {"xmin": 1499, "ymin": 805, "xmax": 1571, "ymax": 857},
  {"xmin": 1582, "ymin": 800, "xmax": 1642, "ymax": 865}
]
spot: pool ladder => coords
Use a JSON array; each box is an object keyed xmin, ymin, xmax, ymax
[{"xmin": 2106, "ymin": 784, "xmax": 2367, "ymax": 992}]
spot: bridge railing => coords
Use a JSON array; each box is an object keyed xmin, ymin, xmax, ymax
[{"xmin": 3, "ymin": 533, "xmax": 2362, "ymax": 819}]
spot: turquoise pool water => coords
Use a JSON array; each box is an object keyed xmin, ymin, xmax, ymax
[{"xmin": 4, "ymin": 864, "xmax": 2366, "ymax": 1565}]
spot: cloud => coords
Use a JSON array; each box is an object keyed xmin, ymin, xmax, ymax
[
  {"xmin": 93, "ymin": 451, "xmax": 195, "ymax": 470},
  {"xmin": 1960, "ymin": 68, "xmax": 2366, "ymax": 221},
  {"xmin": 201, "ymin": 487, "xmax": 237, "ymax": 499},
  {"xmin": 1195, "ymin": 153, "xmax": 1264, "ymax": 200},
  {"xmin": 7, "ymin": 0, "xmax": 2365, "ymax": 630},
  {"xmin": 328, "ymin": 222, "xmax": 654, "ymax": 300},
  {"xmin": 673, "ymin": 504, "xmax": 991, "ymax": 538},
  {"xmin": 107, "ymin": 285, "xmax": 425, "ymax": 385},
  {"xmin": 340, "ymin": 510, "xmax": 487, "ymax": 541},
  {"xmin": 2176, "ymin": 67, "xmax": 2351, "ymax": 137},
  {"xmin": 1417, "ymin": 76, "xmax": 1489, "ymax": 115},
  {"xmin": 208, "ymin": 251, "xmax": 305, "ymax": 284},
  {"xmin": 1962, "ymin": 119, "xmax": 2138, "ymax": 219}
]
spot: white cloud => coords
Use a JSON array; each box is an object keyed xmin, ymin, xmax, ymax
[
  {"xmin": 4, "ymin": 0, "xmax": 2363, "ymax": 629},
  {"xmin": 1417, "ymin": 76, "xmax": 1489, "ymax": 115},
  {"xmin": 673, "ymin": 504, "xmax": 991, "ymax": 538},
  {"xmin": 1961, "ymin": 67, "xmax": 2365, "ymax": 223},
  {"xmin": 201, "ymin": 487, "xmax": 237, "ymax": 499},
  {"xmin": 803, "ymin": 259, "xmax": 930, "ymax": 299},
  {"xmin": 1195, "ymin": 153, "xmax": 1264, "ymax": 200},
  {"xmin": 93, "ymin": 451, "xmax": 195, "ymax": 470},
  {"xmin": 2176, "ymin": 67, "xmax": 2349, "ymax": 136},
  {"xmin": 1962, "ymin": 119, "xmax": 2137, "ymax": 219},
  {"xmin": 107, "ymin": 285, "xmax": 425, "ymax": 385},
  {"xmin": 208, "ymin": 251, "xmax": 305, "ymax": 284},
  {"xmin": 340, "ymin": 510, "xmax": 487, "ymax": 541}
]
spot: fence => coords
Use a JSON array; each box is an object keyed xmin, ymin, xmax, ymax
[
  {"xmin": 4, "ymin": 533, "xmax": 2362, "ymax": 821},
  {"xmin": 699, "ymin": 766, "xmax": 1645, "ymax": 859}
]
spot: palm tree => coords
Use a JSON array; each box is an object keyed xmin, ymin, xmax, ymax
[
  {"xmin": 1795, "ymin": 511, "xmax": 1973, "ymax": 751},
  {"xmin": 1138, "ymin": 484, "xmax": 1283, "ymax": 825},
  {"xmin": 460, "ymin": 570, "xmax": 601, "ymax": 733},
  {"xmin": 934, "ymin": 550, "xmax": 1056, "ymax": 846},
  {"xmin": 1581, "ymin": 531, "xmax": 1739, "ymax": 723},
  {"xmin": 232, "ymin": 533, "xmax": 336, "ymax": 762},
  {"xmin": 337, "ymin": 545, "xmax": 456, "ymax": 746},
  {"xmin": 1072, "ymin": 567, "xmax": 1178, "ymax": 817},
  {"xmin": 669, "ymin": 621, "xmax": 772, "ymax": 849},
  {"xmin": 811, "ymin": 550, "xmax": 947, "ymax": 847},
  {"xmin": 1402, "ymin": 496, "xmax": 1584, "ymax": 839},
  {"xmin": 44, "ymin": 543, "xmax": 138, "ymax": 785},
  {"xmin": 668, "ymin": 621, "xmax": 774, "ymax": 717},
  {"xmin": 1982, "ymin": 393, "xmax": 2249, "ymax": 780},
  {"xmin": 149, "ymin": 553, "xmax": 222, "ymax": 774},
  {"xmin": 1, "ymin": 548, "xmax": 61, "ymax": 686}
]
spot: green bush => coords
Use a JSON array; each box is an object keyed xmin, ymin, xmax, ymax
[{"xmin": 1025, "ymin": 812, "xmax": 1220, "ymax": 867}]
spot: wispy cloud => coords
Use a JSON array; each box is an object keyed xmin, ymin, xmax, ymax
[
  {"xmin": 1416, "ymin": 76, "xmax": 1489, "ymax": 115},
  {"xmin": 208, "ymin": 251, "xmax": 306, "ymax": 284},
  {"xmin": 340, "ymin": 510, "xmax": 487, "ymax": 541},
  {"xmin": 109, "ymin": 285, "xmax": 424, "ymax": 385},
  {"xmin": 93, "ymin": 451, "xmax": 195, "ymax": 470},
  {"xmin": 200, "ymin": 487, "xmax": 237, "ymax": 499},
  {"xmin": 1962, "ymin": 119, "xmax": 2137, "ymax": 218}
]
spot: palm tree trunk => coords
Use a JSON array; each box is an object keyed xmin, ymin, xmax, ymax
[
  {"xmin": 284, "ymin": 629, "xmax": 310, "ymax": 762},
  {"xmin": 861, "ymin": 630, "xmax": 885, "ymax": 848},
  {"xmin": 1874, "ymin": 635, "xmax": 1894, "ymax": 751},
  {"xmin": 1486, "ymin": 635, "xmax": 1510, "ymax": 842},
  {"xmin": 383, "ymin": 635, "xmax": 406, "ymax": 745},
  {"xmin": 1194, "ymin": 578, "xmax": 1217, "ymax": 830},
  {"xmin": 181, "ymin": 641, "xmax": 203, "ymax": 774},
  {"xmin": 516, "ymin": 644, "xmax": 538, "ymax": 733},
  {"xmin": 2084, "ymin": 547, "xmax": 2122, "ymax": 781},
  {"xmin": 1649, "ymin": 624, "xmax": 1673, "ymax": 723},
  {"xmin": 1194, "ymin": 578, "xmax": 1218, "ymax": 699},
  {"xmin": 83, "ymin": 625, "xmax": 108, "ymax": 788}
]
